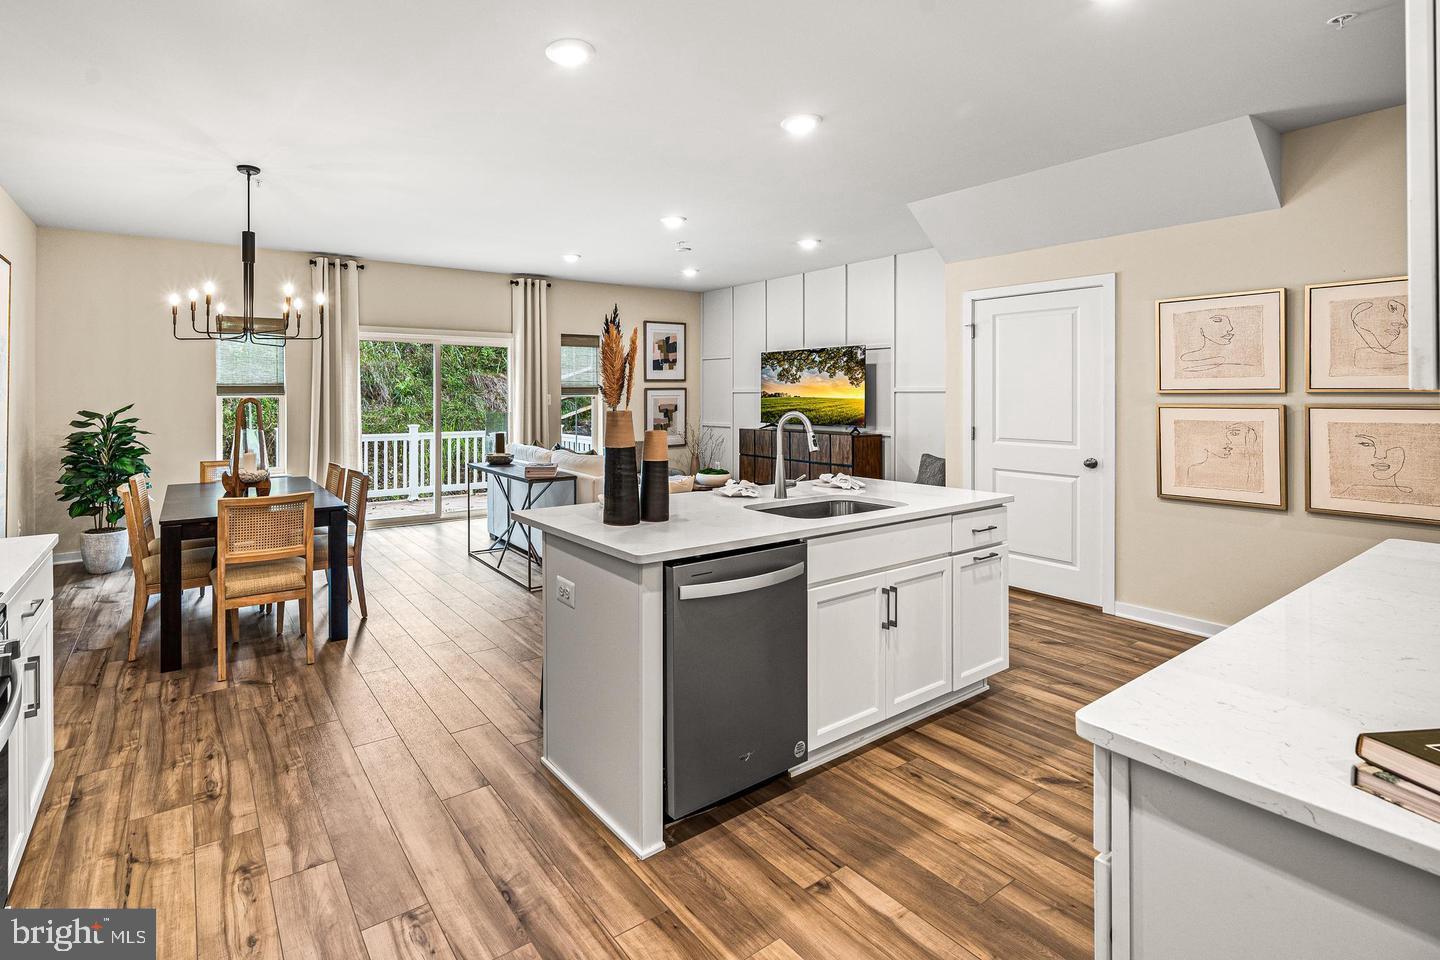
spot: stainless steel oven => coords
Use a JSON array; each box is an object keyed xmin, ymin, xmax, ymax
[{"xmin": 1, "ymin": 602, "xmax": 17, "ymax": 905}]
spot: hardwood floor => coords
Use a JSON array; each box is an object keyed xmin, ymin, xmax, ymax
[{"xmin": 12, "ymin": 522, "xmax": 1201, "ymax": 959}]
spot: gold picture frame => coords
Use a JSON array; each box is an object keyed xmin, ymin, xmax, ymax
[
  {"xmin": 1304, "ymin": 276, "xmax": 1427, "ymax": 393},
  {"xmin": 1156, "ymin": 404, "xmax": 1287, "ymax": 510},
  {"xmin": 1304, "ymin": 404, "xmax": 1440, "ymax": 525},
  {"xmin": 1155, "ymin": 287, "xmax": 1286, "ymax": 393}
]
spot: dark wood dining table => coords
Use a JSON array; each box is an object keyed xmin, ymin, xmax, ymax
[{"xmin": 157, "ymin": 475, "xmax": 349, "ymax": 672}]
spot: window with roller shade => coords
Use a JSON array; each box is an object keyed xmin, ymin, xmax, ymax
[
  {"xmin": 560, "ymin": 334, "xmax": 600, "ymax": 452},
  {"xmin": 215, "ymin": 338, "xmax": 286, "ymax": 468}
]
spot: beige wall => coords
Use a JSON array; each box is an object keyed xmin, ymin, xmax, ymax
[
  {"xmin": 32, "ymin": 228, "xmax": 697, "ymax": 554},
  {"xmin": 944, "ymin": 106, "xmax": 1440, "ymax": 626},
  {"xmin": 1, "ymin": 185, "xmax": 37, "ymax": 537}
]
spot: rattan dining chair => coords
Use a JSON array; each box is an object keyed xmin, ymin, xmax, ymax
[
  {"xmin": 323, "ymin": 462, "xmax": 345, "ymax": 497},
  {"xmin": 212, "ymin": 492, "xmax": 315, "ymax": 681},
  {"xmin": 128, "ymin": 473, "xmax": 214, "ymax": 558},
  {"xmin": 200, "ymin": 459, "xmax": 229, "ymax": 483},
  {"xmin": 120, "ymin": 485, "xmax": 215, "ymax": 662},
  {"xmin": 312, "ymin": 469, "xmax": 370, "ymax": 618}
]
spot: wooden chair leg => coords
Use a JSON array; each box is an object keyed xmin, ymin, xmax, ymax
[
  {"xmin": 228, "ymin": 609, "xmax": 240, "ymax": 647},
  {"xmin": 275, "ymin": 600, "xmax": 285, "ymax": 637},
  {"xmin": 215, "ymin": 596, "xmax": 227, "ymax": 682},
  {"xmin": 128, "ymin": 585, "xmax": 147, "ymax": 661},
  {"xmin": 301, "ymin": 595, "xmax": 315, "ymax": 664},
  {"xmin": 351, "ymin": 561, "xmax": 368, "ymax": 619}
]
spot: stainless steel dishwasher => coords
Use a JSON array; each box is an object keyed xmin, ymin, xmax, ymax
[{"xmin": 664, "ymin": 542, "xmax": 808, "ymax": 819}]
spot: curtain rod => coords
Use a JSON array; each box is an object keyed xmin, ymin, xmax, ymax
[
  {"xmin": 308, "ymin": 258, "xmax": 366, "ymax": 270},
  {"xmin": 511, "ymin": 278, "xmax": 552, "ymax": 287}
]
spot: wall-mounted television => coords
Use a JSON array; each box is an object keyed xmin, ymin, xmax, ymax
[{"xmin": 760, "ymin": 345, "xmax": 867, "ymax": 427}]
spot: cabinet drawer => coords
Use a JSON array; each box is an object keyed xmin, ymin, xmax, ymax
[
  {"xmin": 952, "ymin": 507, "xmax": 1006, "ymax": 551},
  {"xmin": 807, "ymin": 516, "xmax": 951, "ymax": 585},
  {"xmin": 6, "ymin": 561, "xmax": 54, "ymax": 647}
]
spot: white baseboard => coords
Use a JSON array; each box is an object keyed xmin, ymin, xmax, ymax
[
  {"xmin": 540, "ymin": 756, "xmax": 666, "ymax": 861},
  {"xmin": 54, "ymin": 550, "xmax": 82, "ymax": 566},
  {"xmin": 1114, "ymin": 602, "xmax": 1225, "ymax": 638}
]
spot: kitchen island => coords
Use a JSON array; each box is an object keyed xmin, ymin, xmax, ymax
[
  {"xmin": 515, "ymin": 478, "xmax": 1012, "ymax": 859},
  {"xmin": 1078, "ymin": 539, "xmax": 1440, "ymax": 959}
]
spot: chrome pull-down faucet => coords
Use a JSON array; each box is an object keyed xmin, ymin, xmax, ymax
[{"xmin": 773, "ymin": 411, "xmax": 819, "ymax": 500}]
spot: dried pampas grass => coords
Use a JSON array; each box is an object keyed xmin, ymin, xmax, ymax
[
  {"xmin": 623, "ymin": 327, "xmax": 638, "ymax": 409},
  {"xmin": 599, "ymin": 303, "xmax": 640, "ymax": 411}
]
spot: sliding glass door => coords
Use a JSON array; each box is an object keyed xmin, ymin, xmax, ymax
[{"xmin": 359, "ymin": 332, "xmax": 510, "ymax": 524}]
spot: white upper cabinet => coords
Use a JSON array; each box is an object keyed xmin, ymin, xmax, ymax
[
  {"xmin": 803, "ymin": 266, "xmax": 847, "ymax": 348},
  {"xmin": 1407, "ymin": 0, "xmax": 1440, "ymax": 389},
  {"xmin": 732, "ymin": 281, "xmax": 767, "ymax": 391},
  {"xmin": 847, "ymin": 256, "xmax": 896, "ymax": 346},
  {"xmin": 895, "ymin": 249, "xmax": 946, "ymax": 389},
  {"xmin": 701, "ymin": 287, "xmax": 733, "ymax": 360},
  {"xmin": 766, "ymin": 275, "xmax": 804, "ymax": 350}
]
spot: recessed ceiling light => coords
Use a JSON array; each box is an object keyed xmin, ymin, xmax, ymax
[
  {"xmin": 660, "ymin": 215, "xmax": 687, "ymax": 230},
  {"xmin": 781, "ymin": 114, "xmax": 822, "ymax": 137},
  {"xmin": 545, "ymin": 38, "xmax": 595, "ymax": 68},
  {"xmin": 562, "ymin": 253, "xmax": 582, "ymax": 263},
  {"xmin": 796, "ymin": 237, "xmax": 821, "ymax": 251},
  {"xmin": 682, "ymin": 267, "xmax": 699, "ymax": 279}
]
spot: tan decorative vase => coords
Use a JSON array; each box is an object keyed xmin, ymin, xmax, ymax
[{"xmin": 603, "ymin": 411, "xmax": 639, "ymax": 525}]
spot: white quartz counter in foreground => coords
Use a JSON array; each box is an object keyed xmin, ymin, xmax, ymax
[
  {"xmin": 514, "ymin": 478, "xmax": 1012, "ymax": 564},
  {"xmin": 1077, "ymin": 538, "xmax": 1440, "ymax": 877},
  {"xmin": 0, "ymin": 534, "xmax": 59, "ymax": 596}
]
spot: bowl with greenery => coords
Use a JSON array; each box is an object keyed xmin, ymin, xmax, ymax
[
  {"xmin": 56, "ymin": 404, "xmax": 151, "ymax": 574},
  {"xmin": 694, "ymin": 466, "xmax": 732, "ymax": 489}
]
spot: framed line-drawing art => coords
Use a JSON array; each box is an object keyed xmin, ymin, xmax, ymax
[
  {"xmin": 1305, "ymin": 405, "xmax": 1440, "ymax": 524},
  {"xmin": 0, "ymin": 253, "xmax": 9, "ymax": 536},
  {"xmin": 1305, "ymin": 276, "xmax": 1420, "ymax": 392},
  {"xmin": 1157, "ymin": 404, "xmax": 1286, "ymax": 510},
  {"xmin": 644, "ymin": 320, "xmax": 686, "ymax": 381},
  {"xmin": 645, "ymin": 387, "xmax": 687, "ymax": 446},
  {"xmin": 1156, "ymin": 288, "xmax": 1286, "ymax": 393}
]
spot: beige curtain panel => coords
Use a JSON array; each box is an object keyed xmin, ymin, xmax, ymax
[
  {"xmin": 512, "ymin": 277, "xmax": 550, "ymax": 446},
  {"xmin": 309, "ymin": 257, "xmax": 362, "ymax": 480}
]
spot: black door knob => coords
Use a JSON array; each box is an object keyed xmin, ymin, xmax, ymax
[{"xmin": 1083, "ymin": 458, "xmax": 1099, "ymax": 469}]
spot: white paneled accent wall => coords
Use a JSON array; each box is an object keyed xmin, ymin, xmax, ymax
[{"xmin": 697, "ymin": 248, "xmax": 947, "ymax": 481}]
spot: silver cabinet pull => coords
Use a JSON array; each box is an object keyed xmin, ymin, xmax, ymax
[
  {"xmin": 21, "ymin": 597, "xmax": 44, "ymax": 618},
  {"xmin": 24, "ymin": 655, "xmax": 40, "ymax": 719},
  {"xmin": 885, "ymin": 586, "xmax": 898, "ymax": 629},
  {"xmin": 971, "ymin": 525, "xmax": 998, "ymax": 534},
  {"xmin": 968, "ymin": 552, "xmax": 1002, "ymax": 565},
  {"xmin": 678, "ymin": 562, "xmax": 805, "ymax": 600}
]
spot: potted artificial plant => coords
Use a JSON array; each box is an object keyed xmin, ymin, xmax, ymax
[
  {"xmin": 600, "ymin": 304, "xmax": 641, "ymax": 525},
  {"xmin": 56, "ymin": 404, "xmax": 151, "ymax": 574}
]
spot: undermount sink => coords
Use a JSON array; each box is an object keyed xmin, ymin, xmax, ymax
[{"xmin": 745, "ymin": 497, "xmax": 901, "ymax": 519}]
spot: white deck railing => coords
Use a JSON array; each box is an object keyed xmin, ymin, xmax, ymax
[{"xmin": 361, "ymin": 426, "xmax": 488, "ymax": 500}]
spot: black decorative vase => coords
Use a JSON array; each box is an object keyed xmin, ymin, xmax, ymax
[
  {"xmin": 603, "ymin": 411, "xmax": 640, "ymax": 526},
  {"xmin": 641, "ymin": 430, "xmax": 670, "ymax": 522}
]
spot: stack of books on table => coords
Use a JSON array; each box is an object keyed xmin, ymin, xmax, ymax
[
  {"xmin": 1353, "ymin": 728, "xmax": 1440, "ymax": 824},
  {"xmin": 515, "ymin": 460, "xmax": 558, "ymax": 480}
]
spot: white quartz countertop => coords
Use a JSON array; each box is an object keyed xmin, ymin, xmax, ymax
[
  {"xmin": 514, "ymin": 479, "xmax": 1012, "ymax": 564},
  {"xmin": 1077, "ymin": 538, "xmax": 1440, "ymax": 877},
  {"xmin": 0, "ymin": 533, "xmax": 59, "ymax": 598}
]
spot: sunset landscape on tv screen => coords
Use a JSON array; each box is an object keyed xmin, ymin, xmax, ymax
[{"xmin": 760, "ymin": 345, "xmax": 867, "ymax": 427}]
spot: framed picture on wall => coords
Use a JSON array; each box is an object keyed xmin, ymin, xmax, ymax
[
  {"xmin": 1305, "ymin": 405, "xmax": 1440, "ymax": 524},
  {"xmin": 645, "ymin": 388, "xmax": 687, "ymax": 446},
  {"xmin": 644, "ymin": 320, "xmax": 686, "ymax": 381},
  {"xmin": 1156, "ymin": 288, "xmax": 1286, "ymax": 393},
  {"xmin": 1156, "ymin": 404, "xmax": 1287, "ymax": 510},
  {"xmin": 1305, "ymin": 276, "xmax": 1419, "ymax": 392}
]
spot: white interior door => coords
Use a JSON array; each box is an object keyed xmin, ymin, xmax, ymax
[{"xmin": 969, "ymin": 279, "xmax": 1112, "ymax": 607}]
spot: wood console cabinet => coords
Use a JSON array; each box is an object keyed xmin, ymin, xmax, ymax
[{"xmin": 737, "ymin": 428, "xmax": 884, "ymax": 484}]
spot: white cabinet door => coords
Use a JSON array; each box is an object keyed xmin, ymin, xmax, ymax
[
  {"xmin": 954, "ymin": 546, "xmax": 1010, "ymax": 686},
  {"xmin": 20, "ymin": 603, "xmax": 55, "ymax": 824},
  {"xmin": 808, "ymin": 572, "xmax": 887, "ymax": 749},
  {"xmin": 885, "ymin": 557, "xmax": 953, "ymax": 714},
  {"xmin": 766, "ymin": 275, "xmax": 804, "ymax": 350},
  {"xmin": 5, "ymin": 694, "xmax": 26, "ymax": 890}
]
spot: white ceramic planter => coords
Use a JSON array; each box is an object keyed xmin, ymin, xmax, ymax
[{"xmin": 80, "ymin": 527, "xmax": 128, "ymax": 575}]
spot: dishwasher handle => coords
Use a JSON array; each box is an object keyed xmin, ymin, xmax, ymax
[{"xmin": 677, "ymin": 562, "xmax": 806, "ymax": 601}]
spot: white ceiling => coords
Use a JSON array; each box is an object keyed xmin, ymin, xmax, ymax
[{"xmin": 0, "ymin": 0, "xmax": 1405, "ymax": 290}]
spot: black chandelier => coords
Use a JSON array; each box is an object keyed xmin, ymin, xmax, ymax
[{"xmin": 169, "ymin": 164, "xmax": 324, "ymax": 345}]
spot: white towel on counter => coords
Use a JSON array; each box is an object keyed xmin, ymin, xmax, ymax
[
  {"xmin": 715, "ymin": 479, "xmax": 761, "ymax": 498},
  {"xmin": 817, "ymin": 473, "xmax": 866, "ymax": 491}
]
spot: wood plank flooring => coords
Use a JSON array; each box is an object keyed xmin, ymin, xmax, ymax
[{"xmin": 11, "ymin": 521, "xmax": 1201, "ymax": 959}]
